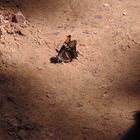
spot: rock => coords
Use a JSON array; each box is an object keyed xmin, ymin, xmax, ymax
[
  {"xmin": 3, "ymin": 20, "xmax": 10, "ymax": 26},
  {"xmin": 37, "ymin": 29, "xmax": 41, "ymax": 33},
  {"xmin": 14, "ymin": 37, "xmax": 20, "ymax": 41},
  {"xmin": 0, "ymin": 15, "xmax": 4, "ymax": 25},
  {"xmin": 123, "ymin": 12, "xmax": 127, "ymax": 16},
  {"xmin": 103, "ymin": 3, "xmax": 110, "ymax": 7},
  {"xmin": 15, "ymin": 28, "xmax": 26, "ymax": 36},
  {"xmin": 0, "ymin": 7, "xmax": 4, "ymax": 10},
  {"xmin": 4, "ymin": 25, "xmax": 14, "ymax": 34},
  {"xmin": 103, "ymin": 92, "xmax": 109, "ymax": 98},
  {"xmin": 4, "ymin": 23, "xmax": 26, "ymax": 35},
  {"xmin": 12, "ymin": 11, "xmax": 26, "ymax": 24},
  {"xmin": 7, "ymin": 117, "xmax": 20, "ymax": 127},
  {"xmin": 0, "ymin": 38, "xmax": 5, "ymax": 44},
  {"xmin": 0, "ymin": 26, "xmax": 7, "ymax": 38},
  {"xmin": 3, "ymin": 11, "xmax": 12, "ymax": 20},
  {"xmin": 0, "ymin": 28, "xmax": 2, "ymax": 38}
]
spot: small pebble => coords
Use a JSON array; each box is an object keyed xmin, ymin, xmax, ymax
[
  {"xmin": 103, "ymin": 3, "xmax": 110, "ymax": 7},
  {"xmin": 123, "ymin": 12, "xmax": 127, "ymax": 16}
]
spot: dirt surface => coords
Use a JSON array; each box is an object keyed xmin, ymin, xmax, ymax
[{"xmin": 0, "ymin": 0, "xmax": 140, "ymax": 140}]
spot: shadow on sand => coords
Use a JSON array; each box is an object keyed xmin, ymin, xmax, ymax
[{"xmin": 121, "ymin": 111, "xmax": 140, "ymax": 140}]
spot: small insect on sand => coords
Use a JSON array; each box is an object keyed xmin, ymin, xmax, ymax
[{"xmin": 50, "ymin": 35, "xmax": 79, "ymax": 63}]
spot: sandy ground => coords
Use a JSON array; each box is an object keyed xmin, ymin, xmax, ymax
[{"xmin": 0, "ymin": 0, "xmax": 140, "ymax": 140}]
